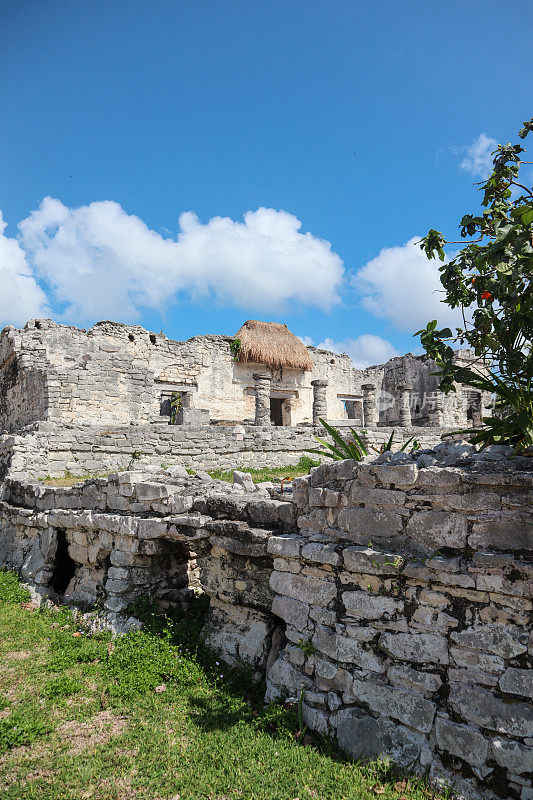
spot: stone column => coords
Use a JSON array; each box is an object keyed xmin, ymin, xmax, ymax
[
  {"xmin": 398, "ymin": 384, "xmax": 412, "ymax": 427},
  {"xmin": 253, "ymin": 372, "xmax": 271, "ymax": 426},
  {"xmin": 311, "ymin": 379, "xmax": 328, "ymax": 425},
  {"xmin": 362, "ymin": 383, "xmax": 378, "ymax": 427},
  {"xmin": 427, "ymin": 391, "xmax": 444, "ymax": 427}
]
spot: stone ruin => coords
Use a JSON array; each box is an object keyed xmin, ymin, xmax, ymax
[
  {"xmin": 0, "ymin": 318, "xmax": 531, "ymax": 799},
  {"xmin": 0, "ymin": 438, "xmax": 531, "ymax": 799}
]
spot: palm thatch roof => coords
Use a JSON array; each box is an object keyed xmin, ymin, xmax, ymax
[{"xmin": 233, "ymin": 320, "xmax": 314, "ymax": 371}]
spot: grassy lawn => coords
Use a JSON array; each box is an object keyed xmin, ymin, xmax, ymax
[{"xmin": 0, "ymin": 571, "xmax": 448, "ymax": 800}]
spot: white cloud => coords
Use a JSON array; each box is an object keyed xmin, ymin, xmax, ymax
[
  {"xmin": 353, "ymin": 236, "xmax": 463, "ymax": 333},
  {"xmin": 297, "ymin": 334, "xmax": 314, "ymax": 347},
  {"xmin": 18, "ymin": 198, "xmax": 344, "ymax": 322},
  {"xmin": 459, "ymin": 133, "xmax": 497, "ymax": 179},
  {"xmin": 316, "ymin": 334, "xmax": 400, "ymax": 369},
  {"xmin": 0, "ymin": 212, "xmax": 50, "ymax": 329}
]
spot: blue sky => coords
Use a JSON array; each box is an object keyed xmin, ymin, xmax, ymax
[{"xmin": 1, "ymin": 0, "xmax": 531, "ymax": 367}]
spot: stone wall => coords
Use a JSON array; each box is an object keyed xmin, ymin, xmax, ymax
[
  {"xmin": 1, "ymin": 319, "xmax": 488, "ymax": 433},
  {"xmin": 0, "ymin": 319, "xmax": 366, "ymax": 430},
  {"xmin": 0, "ymin": 422, "xmax": 446, "ymax": 480},
  {"xmin": 1, "ymin": 445, "xmax": 530, "ymax": 798},
  {"xmin": 266, "ymin": 450, "xmax": 532, "ymax": 799}
]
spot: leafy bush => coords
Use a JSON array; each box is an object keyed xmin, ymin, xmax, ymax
[{"xmin": 417, "ymin": 118, "xmax": 533, "ymax": 449}]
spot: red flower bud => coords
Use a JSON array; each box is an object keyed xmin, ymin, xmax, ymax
[{"xmin": 481, "ymin": 291, "xmax": 492, "ymax": 300}]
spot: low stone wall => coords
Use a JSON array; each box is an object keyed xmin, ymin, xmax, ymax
[
  {"xmin": 1, "ymin": 445, "xmax": 530, "ymax": 799},
  {"xmin": 0, "ymin": 422, "xmax": 446, "ymax": 479},
  {"xmin": 266, "ymin": 453, "xmax": 532, "ymax": 799}
]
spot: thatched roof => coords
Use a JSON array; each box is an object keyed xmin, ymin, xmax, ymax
[{"xmin": 233, "ymin": 320, "xmax": 314, "ymax": 371}]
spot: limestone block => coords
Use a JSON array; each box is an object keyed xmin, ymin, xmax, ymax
[
  {"xmin": 387, "ymin": 665, "xmax": 442, "ymax": 696},
  {"xmin": 302, "ymin": 702, "xmax": 329, "ymax": 734},
  {"xmin": 491, "ymin": 738, "xmax": 533, "ymax": 774},
  {"xmin": 404, "ymin": 511, "xmax": 467, "ymax": 553},
  {"xmin": 469, "ymin": 516, "xmax": 533, "ymax": 552},
  {"xmin": 203, "ymin": 600, "xmax": 275, "ymax": 670},
  {"xmin": 499, "ymin": 668, "xmax": 533, "ymax": 700},
  {"xmin": 312, "ymin": 625, "xmax": 383, "ymax": 672},
  {"xmin": 450, "ymin": 625, "xmax": 529, "ymax": 659},
  {"xmin": 450, "ymin": 647, "xmax": 505, "ymax": 674},
  {"xmin": 301, "ymin": 542, "xmax": 340, "ymax": 566},
  {"xmin": 314, "ymin": 657, "xmax": 354, "ymax": 693},
  {"xmin": 337, "ymin": 507, "xmax": 403, "ymax": 542},
  {"xmin": 332, "ymin": 710, "xmax": 428, "ymax": 767},
  {"xmin": 370, "ymin": 463, "xmax": 419, "ymax": 487},
  {"xmin": 269, "ymin": 571, "xmax": 336, "ymax": 606},
  {"xmin": 435, "ymin": 717, "xmax": 489, "ymax": 766},
  {"xmin": 266, "ymin": 535, "xmax": 305, "ymax": 558},
  {"xmin": 449, "ymin": 685, "xmax": 533, "ymax": 737},
  {"xmin": 349, "ymin": 486, "xmax": 407, "ymax": 506},
  {"xmin": 342, "ymin": 545, "xmax": 404, "ymax": 576},
  {"xmin": 271, "ymin": 594, "xmax": 310, "ymax": 629},
  {"xmin": 378, "ymin": 632, "xmax": 449, "ymax": 665},
  {"xmin": 342, "ymin": 591, "xmax": 402, "ymax": 620},
  {"xmin": 265, "ymin": 657, "xmax": 311, "ymax": 701},
  {"xmin": 348, "ymin": 677, "xmax": 437, "ymax": 733}
]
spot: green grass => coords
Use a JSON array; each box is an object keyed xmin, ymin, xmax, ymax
[
  {"xmin": 0, "ymin": 571, "xmax": 450, "ymax": 800},
  {"xmin": 38, "ymin": 456, "xmax": 321, "ymax": 487},
  {"xmin": 208, "ymin": 455, "xmax": 320, "ymax": 484}
]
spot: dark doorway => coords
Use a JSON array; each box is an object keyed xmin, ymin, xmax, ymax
[
  {"xmin": 270, "ymin": 398, "xmax": 283, "ymax": 426},
  {"xmin": 50, "ymin": 530, "xmax": 76, "ymax": 596}
]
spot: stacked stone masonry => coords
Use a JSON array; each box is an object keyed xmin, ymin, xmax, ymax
[
  {"xmin": 0, "ymin": 421, "xmax": 447, "ymax": 480},
  {"xmin": 1, "ymin": 319, "xmax": 491, "ymax": 432},
  {"xmin": 0, "ymin": 442, "xmax": 531, "ymax": 800}
]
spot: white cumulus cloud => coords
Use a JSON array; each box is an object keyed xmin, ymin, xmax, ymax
[
  {"xmin": 0, "ymin": 212, "xmax": 50, "ymax": 329},
  {"xmin": 353, "ymin": 237, "xmax": 463, "ymax": 333},
  {"xmin": 459, "ymin": 133, "xmax": 497, "ymax": 179},
  {"xmin": 316, "ymin": 334, "xmax": 400, "ymax": 369},
  {"xmin": 17, "ymin": 198, "xmax": 344, "ymax": 322}
]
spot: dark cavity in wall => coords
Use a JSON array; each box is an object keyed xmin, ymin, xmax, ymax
[{"xmin": 50, "ymin": 530, "xmax": 76, "ymax": 596}]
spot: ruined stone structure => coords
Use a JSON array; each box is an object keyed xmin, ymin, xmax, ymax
[
  {"xmin": 2, "ymin": 316, "xmax": 526, "ymax": 799},
  {"xmin": 0, "ymin": 440, "xmax": 531, "ymax": 800},
  {"xmin": 0, "ymin": 318, "xmax": 489, "ymax": 435}
]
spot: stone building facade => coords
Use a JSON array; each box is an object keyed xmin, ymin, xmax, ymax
[{"xmin": 0, "ymin": 318, "xmax": 490, "ymax": 434}]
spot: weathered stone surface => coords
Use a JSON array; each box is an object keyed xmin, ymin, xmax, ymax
[
  {"xmin": 332, "ymin": 710, "xmax": 428, "ymax": 766},
  {"xmin": 342, "ymin": 591, "xmax": 402, "ymax": 619},
  {"xmin": 315, "ymin": 658, "xmax": 353, "ymax": 693},
  {"xmin": 499, "ymin": 668, "xmax": 533, "ymax": 700},
  {"xmin": 435, "ymin": 717, "xmax": 489, "ymax": 765},
  {"xmin": 265, "ymin": 657, "xmax": 311, "ymax": 701},
  {"xmin": 342, "ymin": 545, "xmax": 404, "ymax": 575},
  {"xmin": 405, "ymin": 511, "xmax": 467, "ymax": 552},
  {"xmin": 379, "ymin": 632, "xmax": 449, "ymax": 665},
  {"xmin": 492, "ymin": 738, "xmax": 533, "ymax": 774},
  {"xmin": 312, "ymin": 625, "xmax": 383, "ymax": 672},
  {"xmin": 387, "ymin": 665, "xmax": 442, "ymax": 696},
  {"xmin": 266, "ymin": 535, "xmax": 304, "ymax": 558},
  {"xmin": 271, "ymin": 594, "xmax": 309, "ymax": 629},
  {"xmin": 451, "ymin": 625, "xmax": 529, "ymax": 659},
  {"xmin": 301, "ymin": 542, "xmax": 340, "ymax": 566},
  {"xmin": 269, "ymin": 571, "xmax": 336, "ymax": 606},
  {"xmin": 449, "ymin": 685, "xmax": 533, "ymax": 737},
  {"xmin": 337, "ymin": 508, "xmax": 403, "ymax": 541},
  {"xmin": 348, "ymin": 678, "xmax": 436, "ymax": 733},
  {"xmin": 470, "ymin": 516, "xmax": 533, "ymax": 552}
]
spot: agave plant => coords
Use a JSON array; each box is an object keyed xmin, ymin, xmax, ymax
[
  {"xmin": 305, "ymin": 418, "xmax": 369, "ymax": 462},
  {"xmin": 372, "ymin": 430, "xmax": 417, "ymax": 454}
]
